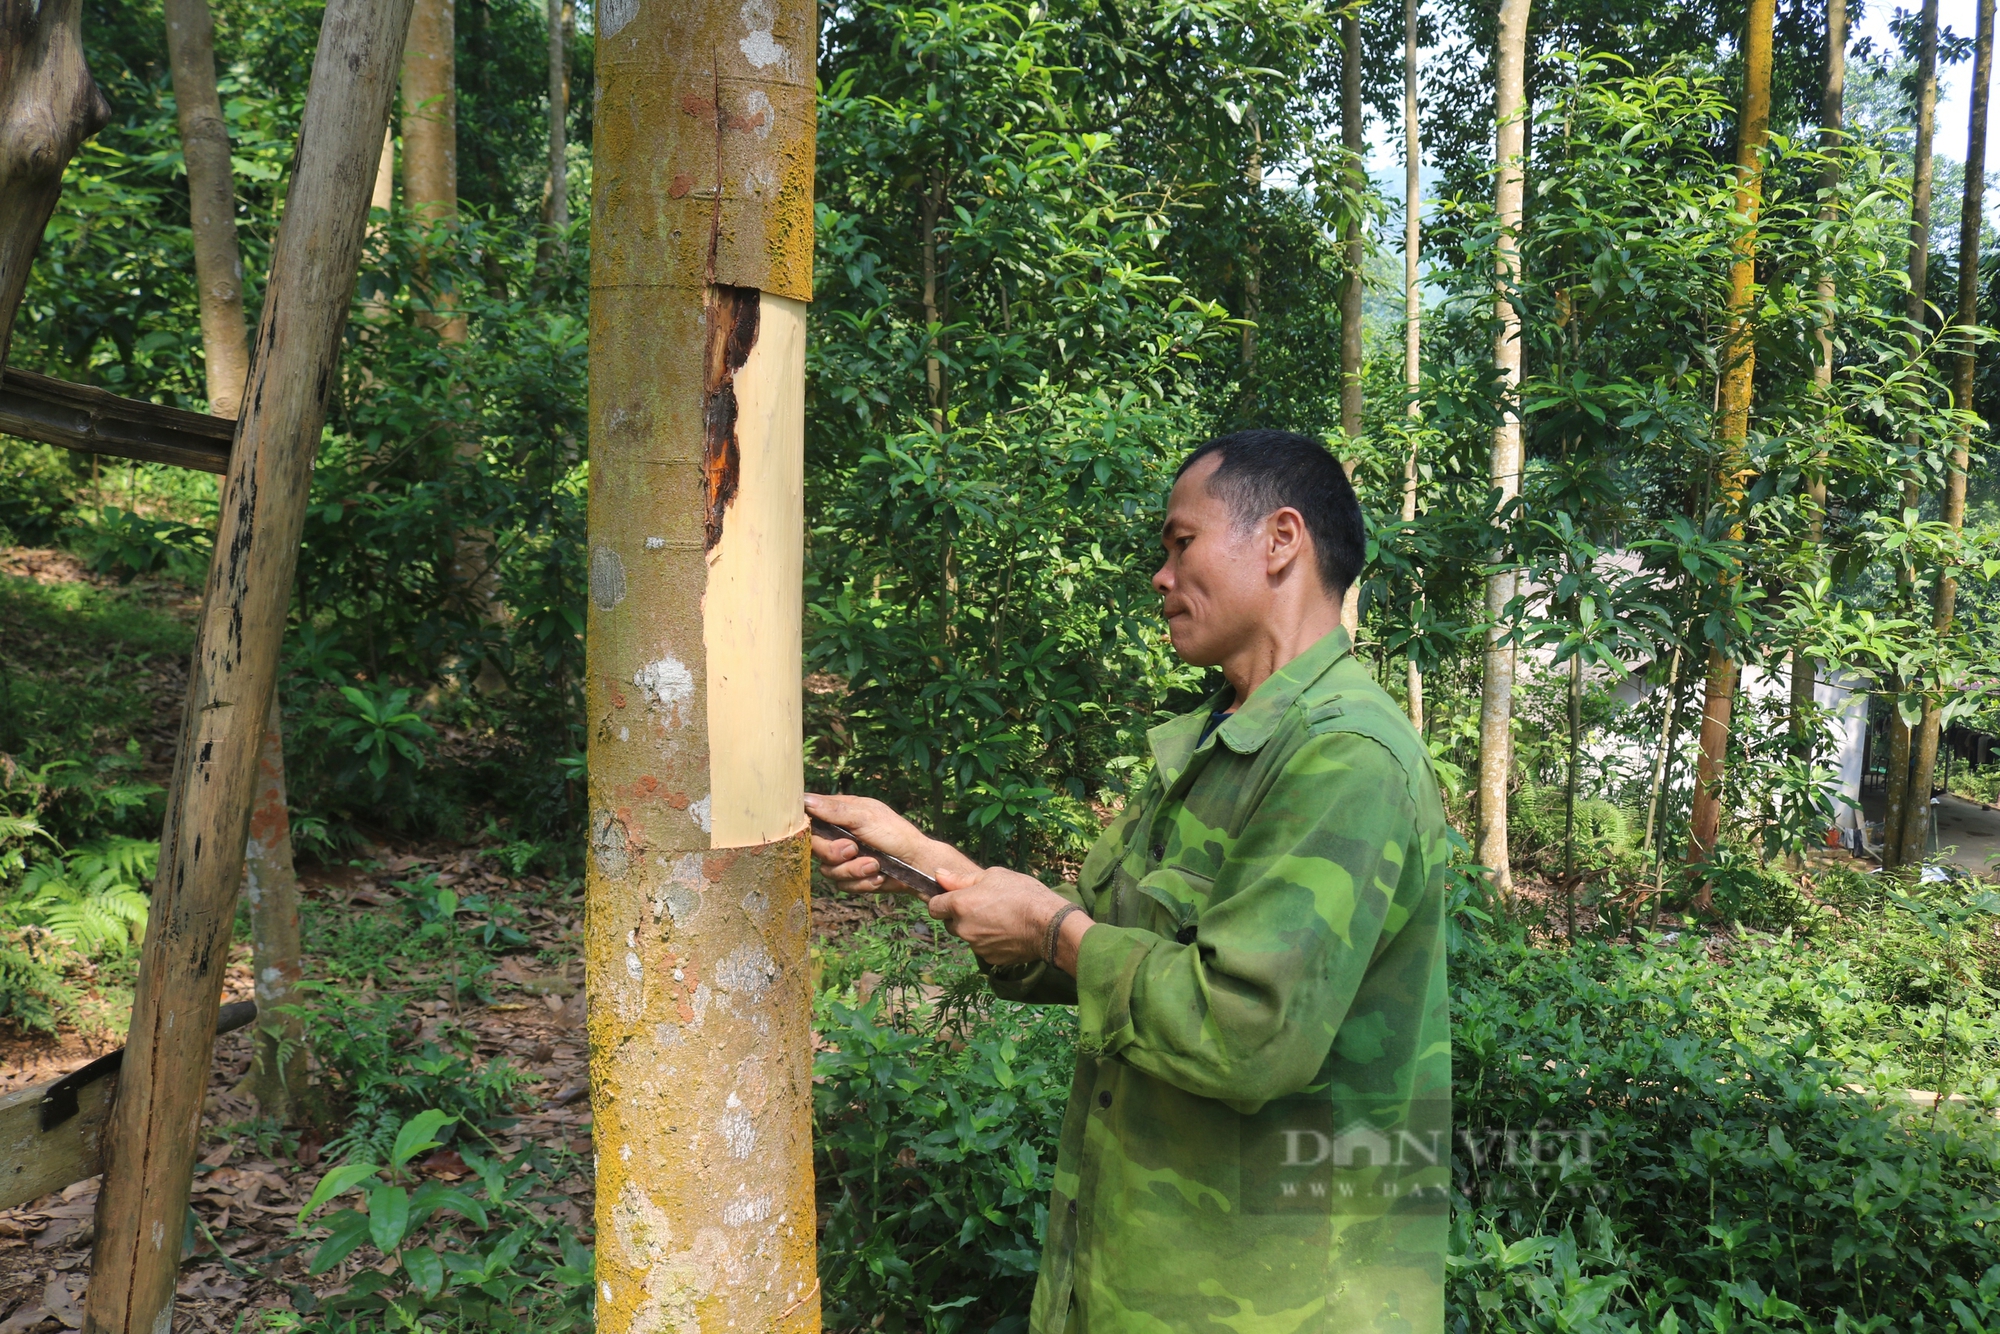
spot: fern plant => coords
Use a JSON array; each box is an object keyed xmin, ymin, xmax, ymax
[{"xmin": 14, "ymin": 837, "xmax": 156, "ymax": 957}]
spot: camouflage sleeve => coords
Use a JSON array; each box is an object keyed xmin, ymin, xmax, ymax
[
  {"xmin": 1072, "ymin": 731, "xmax": 1415, "ymax": 1112},
  {"xmin": 983, "ymin": 881, "xmax": 1084, "ymax": 1006}
]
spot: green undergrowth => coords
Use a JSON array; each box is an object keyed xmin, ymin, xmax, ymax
[
  {"xmin": 0, "ymin": 572, "xmax": 190, "ymax": 1029},
  {"xmin": 806, "ymin": 875, "xmax": 2000, "ymax": 1334}
]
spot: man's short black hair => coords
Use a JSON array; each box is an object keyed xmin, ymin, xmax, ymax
[{"xmin": 1175, "ymin": 430, "xmax": 1364, "ymax": 598}]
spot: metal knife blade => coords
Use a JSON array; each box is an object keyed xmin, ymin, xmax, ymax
[{"xmin": 809, "ymin": 818, "xmax": 942, "ymax": 899}]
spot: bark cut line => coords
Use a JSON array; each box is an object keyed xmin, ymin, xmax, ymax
[{"xmin": 702, "ymin": 284, "xmax": 760, "ymax": 551}]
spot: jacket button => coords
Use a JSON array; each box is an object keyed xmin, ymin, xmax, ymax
[
  {"xmin": 1176, "ymin": 924, "xmax": 1197, "ymax": 945},
  {"xmin": 1098, "ymin": 1090, "xmax": 1112, "ymax": 1109},
  {"xmin": 1068, "ymin": 1199, "xmax": 1077, "ymax": 1216}
]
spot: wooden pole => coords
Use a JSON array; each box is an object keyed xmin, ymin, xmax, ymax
[
  {"xmin": 1901, "ymin": 0, "xmax": 1993, "ymax": 868},
  {"xmin": 0, "ymin": 0, "xmax": 111, "ymax": 364},
  {"xmin": 163, "ymin": 0, "xmax": 252, "ymax": 418},
  {"xmin": 1478, "ymin": 0, "xmax": 1532, "ymax": 901},
  {"xmin": 586, "ymin": 0, "xmax": 818, "ymax": 1324},
  {"xmin": 1687, "ymin": 0, "xmax": 1777, "ymax": 866},
  {"xmin": 81, "ymin": 0, "xmax": 413, "ymax": 1327}
]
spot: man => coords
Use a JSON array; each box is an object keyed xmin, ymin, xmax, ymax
[{"xmin": 808, "ymin": 430, "xmax": 1450, "ymax": 1333}]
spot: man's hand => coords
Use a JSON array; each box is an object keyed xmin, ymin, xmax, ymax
[
  {"xmin": 929, "ymin": 866, "xmax": 1093, "ymax": 973},
  {"xmin": 804, "ymin": 792, "xmax": 978, "ymax": 895}
]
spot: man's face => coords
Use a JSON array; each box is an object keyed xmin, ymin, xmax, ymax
[{"xmin": 1153, "ymin": 455, "xmax": 1273, "ymax": 667}]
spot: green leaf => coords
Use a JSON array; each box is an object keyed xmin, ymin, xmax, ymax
[
  {"xmin": 300, "ymin": 1162, "xmax": 382, "ymax": 1222},
  {"xmin": 391, "ymin": 1110, "xmax": 460, "ymax": 1170},
  {"xmin": 309, "ymin": 1209, "xmax": 373, "ymax": 1275},
  {"xmin": 369, "ymin": 1184, "xmax": 411, "ymax": 1253},
  {"xmin": 401, "ymin": 1245, "xmax": 446, "ymax": 1297}
]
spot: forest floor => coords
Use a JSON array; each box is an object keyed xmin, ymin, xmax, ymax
[{"xmin": 0, "ymin": 843, "xmax": 893, "ymax": 1333}]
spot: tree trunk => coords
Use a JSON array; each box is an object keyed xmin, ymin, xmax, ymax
[
  {"xmin": 82, "ymin": 2, "xmax": 413, "ymax": 1328},
  {"xmin": 166, "ymin": 0, "xmax": 306, "ymax": 1096},
  {"xmin": 1239, "ymin": 109, "xmax": 1262, "ymax": 417},
  {"xmin": 1338, "ymin": 4, "xmax": 1365, "ymax": 637},
  {"xmin": 586, "ymin": 0, "xmax": 818, "ymax": 1326},
  {"xmin": 533, "ymin": 0, "xmax": 571, "ymax": 287},
  {"xmin": 241, "ymin": 691, "xmax": 304, "ymax": 1121},
  {"xmin": 1477, "ymin": 0, "xmax": 1532, "ymax": 900},
  {"xmin": 164, "ymin": 0, "xmax": 251, "ymax": 418},
  {"xmin": 1402, "ymin": 0, "xmax": 1424, "ymax": 732},
  {"xmin": 0, "ymin": 0, "xmax": 111, "ymax": 365},
  {"xmin": 1563, "ymin": 646, "xmax": 1581, "ymax": 938},
  {"xmin": 1791, "ymin": 0, "xmax": 1846, "ymax": 760},
  {"xmin": 1686, "ymin": 0, "xmax": 1776, "ymax": 869},
  {"xmin": 1642, "ymin": 644, "xmax": 1683, "ymax": 851},
  {"xmin": 401, "ymin": 0, "xmax": 463, "ymax": 341},
  {"xmin": 1882, "ymin": 0, "xmax": 1940, "ymax": 870},
  {"xmin": 1900, "ymin": 0, "xmax": 1991, "ymax": 869}
]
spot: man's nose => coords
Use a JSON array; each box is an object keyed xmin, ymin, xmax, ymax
[{"xmin": 1151, "ymin": 561, "xmax": 1172, "ymax": 594}]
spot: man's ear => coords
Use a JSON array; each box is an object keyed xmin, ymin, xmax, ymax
[{"xmin": 1265, "ymin": 507, "xmax": 1309, "ymax": 576}]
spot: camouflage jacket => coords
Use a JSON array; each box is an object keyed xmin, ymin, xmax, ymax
[{"xmin": 989, "ymin": 628, "xmax": 1451, "ymax": 1334}]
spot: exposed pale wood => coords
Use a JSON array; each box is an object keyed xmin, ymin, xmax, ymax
[
  {"xmin": 164, "ymin": 0, "xmax": 252, "ymax": 418},
  {"xmin": 0, "ymin": 1002, "xmax": 254, "ymax": 1213},
  {"xmin": 587, "ymin": 0, "xmax": 818, "ymax": 1324},
  {"xmin": 0, "ymin": 366, "xmax": 233, "ymax": 472},
  {"xmin": 0, "ymin": 0, "xmax": 110, "ymax": 366},
  {"xmin": 1337, "ymin": 6, "xmax": 1364, "ymax": 638},
  {"xmin": 402, "ymin": 0, "xmax": 464, "ymax": 341},
  {"xmin": 82, "ymin": 1, "xmax": 415, "ymax": 1328}
]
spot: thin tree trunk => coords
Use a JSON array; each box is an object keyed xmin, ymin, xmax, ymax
[
  {"xmin": 1477, "ymin": 0, "xmax": 1532, "ymax": 900},
  {"xmin": 0, "ymin": 0, "xmax": 111, "ymax": 365},
  {"xmin": 242, "ymin": 691, "xmax": 304, "ymax": 1120},
  {"xmin": 1883, "ymin": 0, "xmax": 1940, "ymax": 869},
  {"xmin": 1642, "ymin": 643, "xmax": 1683, "ymax": 851},
  {"xmin": 1403, "ymin": 0, "xmax": 1424, "ymax": 732},
  {"xmin": 1901, "ymin": 0, "xmax": 1991, "ymax": 868},
  {"xmin": 586, "ymin": 0, "xmax": 819, "ymax": 1325},
  {"xmin": 83, "ymin": 2, "xmax": 413, "ymax": 1326},
  {"xmin": 1792, "ymin": 0, "xmax": 1847, "ymax": 760},
  {"xmin": 1687, "ymin": 0, "xmax": 1777, "ymax": 871},
  {"xmin": 1239, "ymin": 109, "xmax": 1262, "ymax": 417},
  {"xmin": 1564, "ymin": 646, "xmax": 1581, "ymax": 938},
  {"xmin": 533, "ymin": 0, "xmax": 570, "ymax": 286},
  {"xmin": 401, "ymin": 0, "xmax": 463, "ymax": 341},
  {"xmin": 164, "ymin": 0, "xmax": 251, "ymax": 418},
  {"xmin": 1339, "ymin": 4, "xmax": 1365, "ymax": 637},
  {"xmin": 921, "ymin": 173, "xmax": 946, "ymax": 434}
]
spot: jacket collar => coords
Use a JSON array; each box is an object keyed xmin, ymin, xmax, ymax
[{"xmin": 1145, "ymin": 627, "xmax": 1355, "ymax": 784}]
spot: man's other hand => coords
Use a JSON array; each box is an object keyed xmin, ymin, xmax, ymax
[
  {"xmin": 804, "ymin": 792, "xmax": 977, "ymax": 894},
  {"xmin": 930, "ymin": 866, "xmax": 1091, "ymax": 972}
]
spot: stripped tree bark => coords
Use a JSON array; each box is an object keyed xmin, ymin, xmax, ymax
[
  {"xmin": 1900, "ymin": 0, "xmax": 1993, "ymax": 868},
  {"xmin": 1882, "ymin": 0, "xmax": 1940, "ymax": 870},
  {"xmin": 1402, "ymin": 0, "xmax": 1424, "ymax": 732},
  {"xmin": 1477, "ymin": 0, "xmax": 1531, "ymax": 899},
  {"xmin": 1790, "ymin": 0, "xmax": 1847, "ymax": 760},
  {"xmin": 1338, "ymin": 2, "xmax": 1365, "ymax": 637},
  {"xmin": 0, "ymin": 0, "xmax": 110, "ymax": 365},
  {"xmin": 586, "ymin": 0, "xmax": 818, "ymax": 1325},
  {"xmin": 1686, "ymin": 0, "xmax": 1776, "ymax": 868},
  {"xmin": 81, "ymin": 1, "xmax": 414, "ymax": 1327},
  {"xmin": 163, "ymin": 0, "xmax": 251, "ymax": 418}
]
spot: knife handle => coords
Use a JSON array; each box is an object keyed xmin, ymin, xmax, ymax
[{"xmin": 809, "ymin": 817, "xmax": 942, "ymax": 899}]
